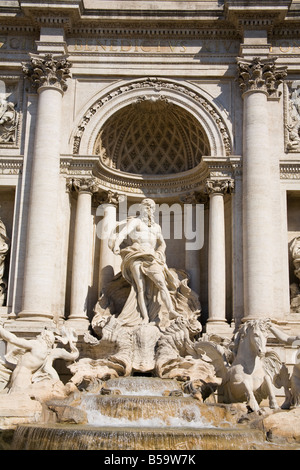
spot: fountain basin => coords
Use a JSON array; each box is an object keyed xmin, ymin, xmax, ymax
[{"xmin": 12, "ymin": 423, "xmax": 266, "ymax": 450}]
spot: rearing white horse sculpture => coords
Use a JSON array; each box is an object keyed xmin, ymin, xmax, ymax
[{"xmin": 195, "ymin": 320, "xmax": 282, "ymax": 413}]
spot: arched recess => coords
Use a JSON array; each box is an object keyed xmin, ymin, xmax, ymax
[
  {"xmin": 94, "ymin": 98, "xmax": 211, "ymax": 175},
  {"xmin": 71, "ymin": 77, "xmax": 233, "ymax": 160}
]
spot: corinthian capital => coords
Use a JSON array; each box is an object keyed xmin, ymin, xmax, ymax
[
  {"xmin": 97, "ymin": 190, "xmax": 122, "ymax": 206},
  {"xmin": 206, "ymin": 179, "xmax": 234, "ymax": 195},
  {"xmin": 70, "ymin": 177, "xmax": 98, "ymax": 195},
  {"xmin": 237, "ymin": 57, "xmax": 287, "ymax": 98},
  {"xmin": 22, "ymin": 53, "xmax": 72, "ymax": 93}
]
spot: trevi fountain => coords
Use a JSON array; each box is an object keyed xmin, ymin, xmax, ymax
[
  {"xmin": 1, "ymin": 0, "xmax": 300, "ymax": 453},
  {"xmin": 0, "ymin": 199, "xmax": 299, "ymax": 451}
]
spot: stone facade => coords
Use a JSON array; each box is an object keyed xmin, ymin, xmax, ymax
[{"xmin": 0, "ymin": 0, "xmax": 300, "ymax": 380}]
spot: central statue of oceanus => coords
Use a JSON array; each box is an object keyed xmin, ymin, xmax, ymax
[
  {"xmin": 69, "ymin": 198, "xmax": 213, "ymax": 387},
  {"xmin": 107, "ymin": 197, "xmax": 196, "ymax": 326}
]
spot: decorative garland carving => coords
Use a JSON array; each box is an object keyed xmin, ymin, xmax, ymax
[{"xmin": 73, "ymin": 77, "xmax": 232, "ymax": 156}]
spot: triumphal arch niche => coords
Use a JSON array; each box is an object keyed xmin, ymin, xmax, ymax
[{"xmin": 66, "ymin": 77, "xmax": 235, "ymax": 334}]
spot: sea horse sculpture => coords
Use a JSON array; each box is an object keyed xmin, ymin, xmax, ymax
[{"xmin": 193, "ymin": 320, "xmax": 283, "ymax": 413}]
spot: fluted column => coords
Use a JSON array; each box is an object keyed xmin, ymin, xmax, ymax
[
  {"xmin": 237, "ymin": 57, "xmax": 287, "ymax": 320},
  {"xmin": 20, "ymin": 54, "xmax": 71, "ymax": 321},
  {"xmin": 206, "ymin": 180, "xmax": 234, "ymax": 330},
  {"xmin": 97, "ymin": 191, "xmax": 120, "ymax": 293},
  {"xmin": 68, "ymin": 178, "xmax": 97, "ymax": 326}
]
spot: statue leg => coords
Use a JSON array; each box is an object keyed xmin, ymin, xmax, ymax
[
  {"xmin": 264, "ymin": 375, "xmax": 279, "ymax": 409},
  {"xmin": 130, "ymin": 261, "xmax": 148, "ymax": 322},
  {"xmin": 150, "ymin": 273, "xmax": 181, "ymax": 319},
  {"xmin": 243, "ymin": 382, "xmax": 261, "ymax": 413}
]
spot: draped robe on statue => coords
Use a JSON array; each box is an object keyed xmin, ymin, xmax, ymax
[{"xmin": 105, "ymin": 218, "xmax": 200, "ymax": 328}]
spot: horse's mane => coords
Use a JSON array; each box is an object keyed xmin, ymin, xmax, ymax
[{"xmin": 231, "ymin": 320, "xmax": 270, "ymax": 356}]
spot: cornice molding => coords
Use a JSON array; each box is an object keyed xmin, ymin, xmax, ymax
[
  {"xmin": 280, "ymin": 161, "xmax": 300, "ymax": 180},
  {"xmin": 60, "ymin": 154, "xmax": 210, "ymax": 199},
  {"xmin": 0, "ymin": 156, "xmax": 23, "ymax": 175}
]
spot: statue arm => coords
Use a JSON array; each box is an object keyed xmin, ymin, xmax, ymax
[
  {"xmin": 113, "ymin": 218, "xmax": 137, "ymax": 254},
  {"xmin": 269, "ymin": 324, "xmax": 298, "ymax": 345},
  {"xmin": 155, "ymin": 227, "xmax": 167, "ymax": 262},
  {"xmin": 0, "ymin": 326, "xmax": 31, "ymax": 350},
  {"xmin": 50, "ymin": 347, "xmax": 79, "ymax": 362}
]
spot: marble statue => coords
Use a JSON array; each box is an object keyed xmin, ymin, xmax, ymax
[
  {"xmin": 0, "ymin": 97, "xmax": 18, "ymax": 144},
  {"xmin": 290, "ymin": 236, "xmax": 300, "ymax": 313},
  {"xmin": 193, "ymin": 320, "xmax": 283, "ymax": 413},
  {"xmin": 0, "ymin": 217, "xmax": 10, "ymax": 306},
  {"xmin": 155, "ymin": 316, "xmax": 222, "ymax": 398},
  {"xmin": 69, "ymin": 198, "xmax": 209, "ymax": 390},
  {"xmin": 0, "ymin": 325, "xmax": 79, "ymax": 395},
  {"xmin": 269, "ymin": 323, "xmax": 300, "ymax": 408},
  {"xmin": 286, "ymin": 82, "xmax": 300, "ymax": 151},
  {"xmin": 108, "ymin": 198, "xmax": 192, "ymax": 325}
]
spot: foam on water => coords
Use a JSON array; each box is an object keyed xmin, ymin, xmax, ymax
[
  {"xmin": 80, "ymin": 393, "xmax": 215, "ymax": 429},
  {"xmin": 85, "ymin": 410, "xmax": 214, "ymax": 428},
  {"xmin": 104, "ymin": 377, "xmax": 181, "ymax": 396}
]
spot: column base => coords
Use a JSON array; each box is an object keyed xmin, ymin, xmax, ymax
[
  {"xmin": 205, "ymin": 320, "xmax": 233, "ymax": 337},
  {"xmin": 17, "ymin": 309, "xmax": 54, "ymax": 321},
  {"xmin": 66, "ymin": 316, "xmax": 90, "ymax": 332},
  {"xmin": 3, "ymin": 318, "xmax": 57, "ymax": 335}
]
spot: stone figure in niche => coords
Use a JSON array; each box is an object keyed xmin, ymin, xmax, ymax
[
  {"xmin": 269, "ymin": 323, "xmax": 300, "ymax": 408},
  {"xmin": 108, "ymin": 198, "xmax": 198, "ymax": 326},
  {"xmin": 0, "ymin": 216, "xmax": 10, "ymax": 306},
  {"xmin": 0, "ymin": 325, "xmax": 79, "ymax": 395},
  {"xmin": 290, "ymin": 236, "xmax": 300, "ymax": 313},
  {"xmin": 286, "ymin": 81, "xmax": 300, "ymax": 151},
  {"xmin": 0, "ymin": 96, "xmax": 18, "ymax": 144}
]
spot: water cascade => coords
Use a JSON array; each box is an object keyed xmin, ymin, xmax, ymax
[{"xmin": 11, "ymin": 377, "xmax": 267, "ymax": 450}]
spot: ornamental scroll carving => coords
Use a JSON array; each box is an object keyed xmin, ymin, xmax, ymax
[
  {"xmin": 237, "ymin": 57, "xmax": 287, "ymax": 98},
  {"xmin": 22, "ymin": 53, "xmax": 72, "ymax": 93}
]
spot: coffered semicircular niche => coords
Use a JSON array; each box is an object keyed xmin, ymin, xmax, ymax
[{"xmin": 93, "ymin": 98, "xmax": 210, "ymax": 176}]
